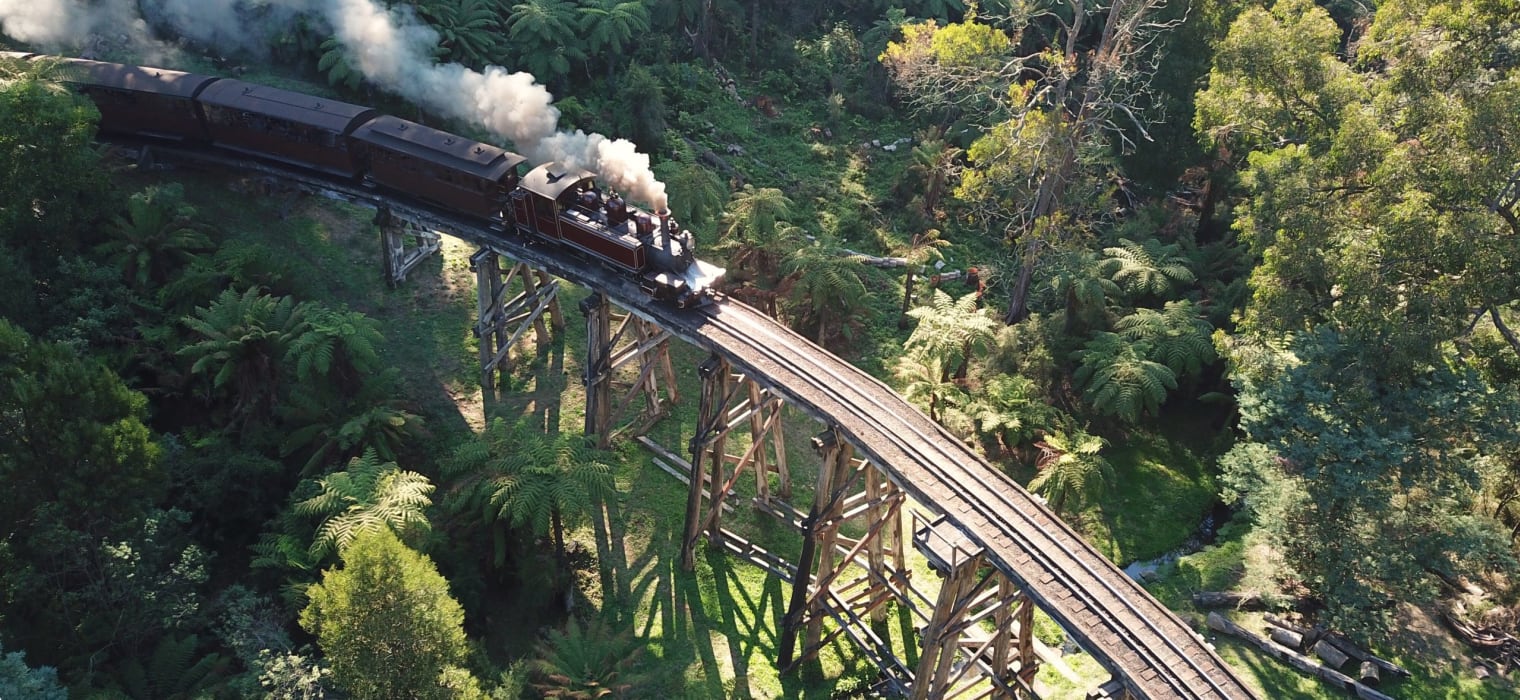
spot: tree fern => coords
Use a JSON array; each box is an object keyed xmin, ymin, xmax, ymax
[
  {"xmin": 180, "ymin": 287, "xmax": 309, "ymax": 424},
  {"xmin": 1072, "ymin": 332, "xmax": 1178, "ymax": 423},
  {"xmin": 420, "ymin": 0, "xmax": 507, "ymax": 69},
  {"xmin": 965, "ymin": 373, "xmax": 1052, "ymax": 451},
  {"xmin": 532, "ymin": 617, "xmax": 648, "ymax": 699},
  {"xmin": 1115, "ymin": 300, "xmax": 1217, "ymax": 378},
  {"xmin": 317, "ymin": 38, "xmax": 363, "ymax": 90},
  {"xmin": 1029, "ymin": 428, "xmax": 1114, "ymax": 516},
  {"xmin": 297, "ymin": 449, "xmax": 434, "ymax": 560},
  {"xmin": 96, "ymin": 183, "xmax": 210, "ymax": 290},
  {"xmin": 906, "ymin": 288, "xmax": 998, "ymax": 378},
  {"xmin": 118, "ymin": 634, "xmax": 226, "ymax": 700},
  {"xmin": 1101, "ymin": 237, "xmax": 1196, "ymax": 298},
  {"xmin": 781, "ymin": 239, "xmax": 873, "ymax": 344},
  {"xmin": 895, "ymin": 351, "xmax": 966, "ymax": 425},
  {"xmin": 720, "ymin": 185, "xmax": 797, "ymax": 279},
  {"xmin": 444, "ymin": 418, "xmax": 615, "ymax": 572}
]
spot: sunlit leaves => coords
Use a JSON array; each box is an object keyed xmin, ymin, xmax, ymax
[{"xmin": 1072, "ymin": 332, "xmax": 1177, "ymax": 423}]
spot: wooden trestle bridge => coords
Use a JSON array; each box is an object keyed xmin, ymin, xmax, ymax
[{"xmin": 165, "ymin": 147, "xmax": 1260, "ymax": 700}]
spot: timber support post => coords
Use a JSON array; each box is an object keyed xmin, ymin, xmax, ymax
[
  {"xmin": 910, "ymin": 513, "xmax": 1039, "ymax": 699},
  {"xmin": 473, "ymin": 249, "xmax": 562, "ymax": 401},
  {"xmin": 582, "ymin": 294, "xmax": 678, "ymax": 447},
  {"xmin": 777, "ymin": 429, "xmax": 907, "ymax": 679},
  {"xmin": 581, "ymin": 292, "xmax": 614, "ymax": 445},
  {"xmin": 678, "ymin": 359, "xmax": 795, "ymax": 571},
  {"xmin": 378, "ymin": 206, "xmax": 441, "ymax": 286},
  {"xmin": 681, "ymin": 355, "xmax": 732, "ymax": 570}
]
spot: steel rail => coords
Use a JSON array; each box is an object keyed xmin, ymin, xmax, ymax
[
  {"xmin": 147, "ymin": 145, "xmax": 1257, "ymax": 699},
  {"xmin": 701, "ymin": 305, "xmax": 1252, "ymax": 699}
]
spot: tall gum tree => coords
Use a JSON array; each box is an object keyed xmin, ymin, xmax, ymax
[
  {"xmin": 1196, "ymin": 0, "xmax": 1520, "ymax": 370},
  {"xmin": 882, "ymin": 0, "xmax": 1182, "ymax": 324}
]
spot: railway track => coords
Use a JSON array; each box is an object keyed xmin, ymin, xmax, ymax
[
  {"xmin": 152, "ymin": 145, "xmax": 1257, "ymax": 699},
  {"xmin": 674, "ymin": 303, "xmax": 1258, "ymax": 700}
]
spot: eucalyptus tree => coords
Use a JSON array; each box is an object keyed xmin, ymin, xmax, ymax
[
  {"xmin": 1220, "ymin": 330, "xmax": 1520, "ymax": 639},
  {"xmin": 1198, "ymin": 0, "xmax": 1520, "ymax": 635},
  {"xmin": 1196, "ymin": 0, "xmax": 1520, "ymax": 370},
  {"xmin": 883, "ymin": 1, "xmax": 1183, "ymax": 324}
]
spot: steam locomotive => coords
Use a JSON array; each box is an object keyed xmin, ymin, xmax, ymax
[{"xmin": 0, "ymin": 52, "xmax": 723, "ymax": 306}]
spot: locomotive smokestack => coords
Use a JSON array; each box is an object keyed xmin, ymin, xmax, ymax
[{"xmin": 656, "ymin": 208, "xmax": 671, "ymax": 234}]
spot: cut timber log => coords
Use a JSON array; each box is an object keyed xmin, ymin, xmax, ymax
[
  {"xmin": 1269, "ymin": 627, "xmax": 1305, "ymax": 650},
  {"xmin": 1359, "ymin": 661, "xmax": 1380, "ymax": 687},
  {"xmin": 1264, "ymin": 613, "xmax": 1323, "ymax": 645},
  {"xmin": 1206, "ymin": 613, "xmax": 1396, "ymax": 700},
  {"xmin": 1195, "ymin": 591, "xmax": 1267, "ymax": 609},
  {"xmin": 1320, "ymin": 632, "xmax": 1411, "ymax": 678},
  {"xmin": 1314, "ymin": 639, "xmax": 1350, "ymax": 669}
]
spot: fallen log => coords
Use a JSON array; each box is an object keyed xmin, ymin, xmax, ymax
[
  {"xmin": 1319, "ymin": 631, "xmax": 1411, "ymax": 678},
  {"xmin": 1269, "ymin": 627, "xmax": 1305, "ymax": 650},
  {"xmin": 1264, "ymin": 613, "xmax": 1323, "ymax": 646},
  {"xmin": 1195, "ymin": 591, "xmax": 1267, "ymax": 609},
  {"xmin": 1314, "ymin": 638, "xmax": 1350, "ymax": 669},
  {"xmin": 1359, "ymin": 661, "xmax": 1380, "ymax": 687},
  {"xmin": 1206, "ymin": 613, "xmax": 1396, "ymax": 700}
]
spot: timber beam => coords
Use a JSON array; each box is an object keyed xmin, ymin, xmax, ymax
[
  {"xmin": 378, "ymin": 206, "xmax": 442, "ymax": 286},
  {"xmin": 472, "ymin": 249, "xmax": 562, "ymax": 400},
  {"xmin": 581, "ymin": 293, "xmax": 678, "ymax": 447},
  {"xmin": 679, "ymin": 356, "xmax": 793, "ymax": 570}
]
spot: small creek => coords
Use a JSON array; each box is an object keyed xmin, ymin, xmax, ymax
[{"xmin": 1122, "ymin": 501, "xmax": 1235, "ymax": 582}]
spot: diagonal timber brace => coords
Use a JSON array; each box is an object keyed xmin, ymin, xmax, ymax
[
  {"xmin": 679, "ymin": 355, "xmax": 793, "ymax": 570},
  {"xmin": 377, "ymin": 206, "xmax": 442, "ymax": 287},
  {"xmin": 910, "ymin": 513, "xmax": 1039, "ymax": 699},
  {"xmin": 580, "ymin": 293, "xmax": 678, "ymax": 447},
  {"xmin": 472, "ymin": 249, "xmax": 563, "ymax": 400}
]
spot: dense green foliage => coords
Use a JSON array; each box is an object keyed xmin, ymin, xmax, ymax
[
  {"xmin": 4, "ymin": 0, "xmax": 1520, "ymax": 696},
  {"xmin": 301, "ymin": 529, "xmax": 475, "ymax": 699}
]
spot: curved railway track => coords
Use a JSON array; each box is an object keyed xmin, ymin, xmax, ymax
[
  {"xmin": 683, "ymin": 304, "xmax": 1257, "ymax": 700},
  {"xmin": 152, "ymin": 146, "xmax": 1257, "ymax": 699}
]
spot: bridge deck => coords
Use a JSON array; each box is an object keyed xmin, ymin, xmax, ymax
[{"xmin": 155, "ymin": 147, "xmax": 1258, "ymax": 699}]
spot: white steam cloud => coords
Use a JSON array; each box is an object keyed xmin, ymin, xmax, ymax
[{"xmin": 0, "ymin": 0, "xmax": 669, "ymax": 210}]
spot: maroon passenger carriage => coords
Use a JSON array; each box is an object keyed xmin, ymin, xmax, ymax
[
  {"xmin": 196, "ymin": 80, "xmax": 375, "ymax": 177},
  {"xmin": 350, "ymin": 115, "xmax": 528, "ymax": 220},
  {"xmin": 17, "ymin": 51, "xmax": 726, "ymax": 306},
  {"xmin": 46, "ymin": 57, "xmax": 217, "ymax": 142}
]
